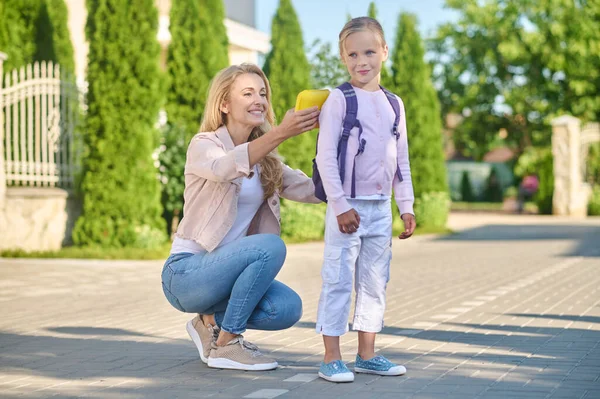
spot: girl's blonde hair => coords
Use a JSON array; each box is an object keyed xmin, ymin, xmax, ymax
[
  {"xmin": 338, "ymin": 17, "xmax": 387, "ymax": 56},
  {"xmin": 200, "ymin": 63, "xmax": 282, "ymax": 199}
]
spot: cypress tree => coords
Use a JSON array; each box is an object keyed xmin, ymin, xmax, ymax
[
  {"xmin": 72, "ymin": 0, "xmax": 166, "ymax": 248},
  {"xmin": 389, "ymin": 13, "xmax": 448, "ymax": 199},
  {"xmin": 166, "ymin": 0, "xmax": 229, "ymax": 140},
  {"xmin": 460, "ymin": 171, "xmax": 474, "ymax": 202},
  {"xmin": 0, "ymin": 0, "xmax": 74, "ymax": 72},
  {"xmin": 34, "ymin": 0, "xmax": 75, "ymax": 73},
  {"xmin": 263, "ymin": 0, "xmax": 312, "ymax": 173},
  {"xmin": 0, "ymin": 0, "xmax": 40, "ymax": 71},
  {"xmin": 367, "ymin": 1, "xmax": 391, "ymax": 87}
]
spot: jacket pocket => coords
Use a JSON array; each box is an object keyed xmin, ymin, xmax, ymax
[{"xmin": 321, "ymin": 245, "xmax": 343, "ymax": 284}]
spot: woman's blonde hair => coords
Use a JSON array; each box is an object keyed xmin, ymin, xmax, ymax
[
  {"xmin": 338, "ymin": 17, "xmax": 387, "ymax": 56},
  {"xmin": 200, "ymin": 63, "xmax": 282, "ymax": 199}
]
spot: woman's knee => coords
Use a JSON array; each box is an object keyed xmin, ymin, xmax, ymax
[
  {"xmin": 273, "ymin": 287, "xmax": 303, "ymax": 329},
  {"xmin": 286, "ymin": 289, "xmax": 303, "ymax": 326},
  {"xmin": 260, "ymin": 234, "xmax": 287, "ymax": 266}
]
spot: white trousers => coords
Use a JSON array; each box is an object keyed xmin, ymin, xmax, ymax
[{"xmin": 316, "ymin": 198, "xmax": 393, "ymax": 336}]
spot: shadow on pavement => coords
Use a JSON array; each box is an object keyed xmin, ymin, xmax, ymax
[
  {"xmin": 436, "ymin": 224, "xmax": 600, "ymax": 257},
  {"xmin": 47, "ymin": 326, "xmax": 153, "ymax": 337}
]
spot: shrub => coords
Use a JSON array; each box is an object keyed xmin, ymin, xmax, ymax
[
  {"xmin": 413, "ymin": 191, "xmax": 451, "ymax": 229},
  {"xmin": 157, "ymin": 123, "xmax": 187, "ymax": 236}
]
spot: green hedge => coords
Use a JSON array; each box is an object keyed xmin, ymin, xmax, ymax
[
  {"xmin": 413, "ymin": 191, "xmax": 451, "ymax": 229},
  {"xmin": 280, "ymin": 200, "xmax": 326, "ymax": 242},
  {"xmin": 589, "ymin": 185, "xmax": 600, "ymax": 216}
]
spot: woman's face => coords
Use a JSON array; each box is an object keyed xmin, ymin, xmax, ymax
[{"xmin": 222, "ymin": 73, "xmax": 268, "ymax": 129}]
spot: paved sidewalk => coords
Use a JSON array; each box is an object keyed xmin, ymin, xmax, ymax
[{"xmin": 1, "ymin": 214, "xmax": 599, "ymax": 398}]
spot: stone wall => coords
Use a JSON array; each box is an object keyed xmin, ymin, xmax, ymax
[{"xmin": 0, "ymin": 188, "xmax": 81, "ymax": 252}]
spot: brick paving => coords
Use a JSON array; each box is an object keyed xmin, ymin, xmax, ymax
[{"xmin": 1, "ymin": 214, "xmax": 599, "ymax": 398}]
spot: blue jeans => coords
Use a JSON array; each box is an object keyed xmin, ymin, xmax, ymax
[{"xmin": 161, "ymin": 234, "xmax": 302, "ymax": 335}]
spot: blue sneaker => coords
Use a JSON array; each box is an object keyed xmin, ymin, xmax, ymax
[
  {"xmin": 318, "ymin": 360, "xmax": 354, "ymax": 382},
  {"xmin": 354, "ymin": 354, "xmax": 406, "ymax": 376}
]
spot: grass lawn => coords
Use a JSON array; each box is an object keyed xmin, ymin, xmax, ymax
[
  {"xmin": 451, "ymin": 201, "xmax": 538, "ymax": 213},
  {"xmin": 1, "ymin": 244, "xmax": 172, "ymax": 261}
]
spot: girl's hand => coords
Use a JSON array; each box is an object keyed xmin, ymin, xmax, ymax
[
  {"xmin": 337, "ymin": 208, "xmax": 360, "ymax": 234},
  {"xmin": 277, "ymin": 107, "xmax": 320, "ymax": 139},
  {"xmin": 398, "ymin": 214, "xmax": 416, "ymax": 239}
]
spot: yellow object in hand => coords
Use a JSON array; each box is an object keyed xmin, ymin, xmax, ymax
[{"xmin": 295, "ymin": 89, "xmax": 330, "ymax": 111}]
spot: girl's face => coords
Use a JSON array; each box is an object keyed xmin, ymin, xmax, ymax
[
  {"xmin": 341, "ymin": 30, "xmax": 388, "ymax": 90},
  {"xmin": 221, "ymin": 73, "xmax": 268, "ymax": 129}
]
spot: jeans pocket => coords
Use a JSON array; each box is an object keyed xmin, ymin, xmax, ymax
[{"xmin": 321, "ymin": 246, "xmax": 343, "ymax": 284}]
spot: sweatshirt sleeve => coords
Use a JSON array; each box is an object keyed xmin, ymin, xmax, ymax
[
  {"xmin": 315, "ymin": 89, "xmax": 352, "ymax": 216},
  {"xmin": 393, "ymin": 96, "xmax": 415, "ymax": 216}
]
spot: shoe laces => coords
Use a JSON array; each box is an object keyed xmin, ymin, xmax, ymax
[{"xmin": 236, "ymin": 336, "xmax": 262, "ymax": 357}]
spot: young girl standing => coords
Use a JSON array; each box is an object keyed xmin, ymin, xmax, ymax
[{"xmin": 315, "ymin": 17, "xmax": 416, "ymax": 382}]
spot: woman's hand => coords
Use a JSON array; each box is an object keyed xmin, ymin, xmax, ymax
[
  {"xmin": 337, "ymin": 208, "xmax": 360, "ymax": 234},
  {"xmin": 276, "ymin": 107, "xmax": 320, "ymax": 139},
  {"xmin": 398, "ymin": 213, "xmax": 416, "ymax": 239}
]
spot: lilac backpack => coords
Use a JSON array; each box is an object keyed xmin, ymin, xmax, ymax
[{"xmin": 312, "ymin": 82, "xmax": 403, "ymax": 202}]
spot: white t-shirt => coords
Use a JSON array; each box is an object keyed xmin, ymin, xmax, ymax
[{"xmin": 170, "ymin": 166, "xmax": 264, "ymax": 254}]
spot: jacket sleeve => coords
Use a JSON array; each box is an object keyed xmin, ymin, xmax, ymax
[
  {"xmin": 392, "ymin": 96, "xmax": 415, "ymax": 216},
  {"xmin": 315, "ymin": 90, "xmax": 352, "ymax": 216},
  {"xmin": 280, "ymin": 163, "xmax": 322, "ymax": 204},
  {"xmin": 184, "ymin": 135, "xmax": 251, "ymax": 182}
]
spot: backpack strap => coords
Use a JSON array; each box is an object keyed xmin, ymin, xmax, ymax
[
  {"xmin": 337, "ymin": 82, "xmax": 363, "ymax": 191},
  {"xmin": 380, "ymin": 85, "xmax": 400, "ymax": 140},
  {"xmin": 380, "ymin": 85, "xmax": 404, "ymax": 182}
]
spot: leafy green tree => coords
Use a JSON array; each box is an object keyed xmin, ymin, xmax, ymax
[
  {"xmin": 263, "ymin": 0, "xmax": 312, "ymax": 173},
  {"xmin": 430, "ymin": 0, "xmax": 600, "ymax": 156},
  {"xmin": 389, "ymin": 13, "xmax": 448, "ymax": 199},
  {"xmin": 166, "ymin": 0, "xmax": 229, "ymax": 141},
  {"xmin": 73, "ymin": 0, "xmax": 166, "ymax": 248}
]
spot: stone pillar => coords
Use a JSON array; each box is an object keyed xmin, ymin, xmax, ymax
[
  {"xmin": 0, "ymin": 52, "xmax": 7, "ymax": 209},
  {"xmin": 551, "ymin": 115, "xmax": 589, "ymax": 217}
]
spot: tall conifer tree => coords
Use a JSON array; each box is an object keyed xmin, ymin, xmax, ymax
[
  {"xmin": 263, "ymin": 0, "xmax": 312, "ymax": 173},
  {"xmin": 389, "ymin": 13, "xmax": 448, "ymax": 199},
  {"xmin": 73, "ymin": 0, "xmax": 165, "ymax": 247},
  {"xmin": 166, "ymin": 0, "xmax": 229, "ymax": 140}
]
